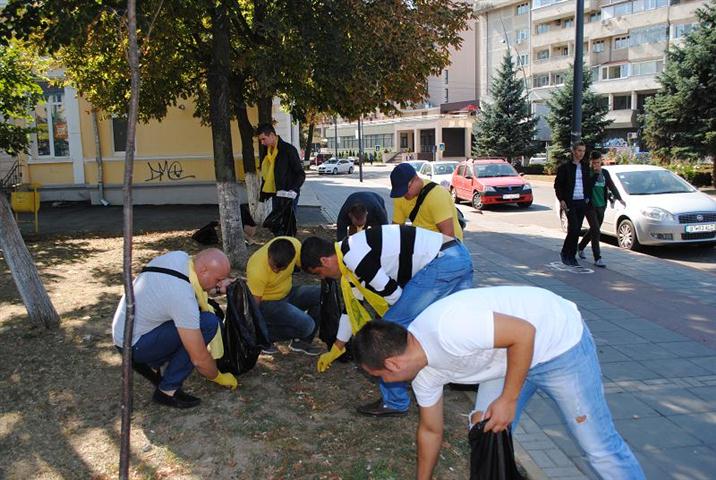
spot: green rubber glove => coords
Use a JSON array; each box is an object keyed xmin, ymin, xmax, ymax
[
  {"xmin": 317, "ymin": 344, "xmax": 346, "ymax": 373},
  {"xmin": 211, "ymin": 371, "xmax": 238, "ymax": 390}
]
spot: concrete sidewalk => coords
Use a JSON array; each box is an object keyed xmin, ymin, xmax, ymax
[{"xmin": 303, "ymin": 170, "xmax": 716, "ymax": 480}]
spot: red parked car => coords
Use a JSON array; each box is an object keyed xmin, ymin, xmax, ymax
[{"xmin": 450, "ymin": 158, "xmax": 533, "ymax": 209}]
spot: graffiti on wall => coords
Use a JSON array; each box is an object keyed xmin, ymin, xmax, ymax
[{"xmin": 145, "ymin": 161, "xmax": 197, "ymax": 182}]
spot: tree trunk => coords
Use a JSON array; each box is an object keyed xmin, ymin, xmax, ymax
[
  {"xmin": 712, "ymin": 156, "xmax": 715, "ymax": 188},
  {"xmin": 119, "ymin": 0, "xmax": 141, "ymax": 477},
  {"xmin": 208, "ymin": 3, "xmax": 247, "ymax": 268},
  {"xmin": 0, "ymin": 194, "xmax": 60, "ymax": 329},
  {"xmin": 303, "ymin": 122, "xmax": 315, "ymax": 167},
  {"xmin": 257, "ymin": 96, "xmax": 273, "ymax": 160},
  {"xmin": 236, "ymin": 97, "xmax": 256, "ymax": 174}
]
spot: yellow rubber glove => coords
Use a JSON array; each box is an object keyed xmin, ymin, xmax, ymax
[
  {"xmin": 317, "ymin": 344, "xmax": 346, "ymax": 373},
  {"xmin": 211, "ymin": 371, "xmax": 238, "ymax": 390}
]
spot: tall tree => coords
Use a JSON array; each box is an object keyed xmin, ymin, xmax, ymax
[
  {"xmin": 472, "ymin": 53, "xmax": 537, "ymax": 164},
  {"xmin": 546, "ymin": 66, "xmax": 611, "ymax": 163},
  {"xmin": 0, "ymin": 41, "xmax": 59, "ymax": 329},
  {"xmin": 642, "ymin": 0, "xmax": 716, "ymax": 185}
]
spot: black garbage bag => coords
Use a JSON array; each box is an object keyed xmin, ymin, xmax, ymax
[
  {"xmin": 263, "ymin": 197, "xmax": 297, "ymax": 237},
  {"xmin": 469, "ymin": 420, "xmax": 524, "ymax": 480},
  {"xmin": 192, "ymin": 221, "xmax": 219, "ymax": 245},
  {"xmin": 317, "ymin": 278, "xmax": 353, "ymax": 362},
  {"xmin": 217, "ymin": 279, "xmax": 271, "ymax": 376}
]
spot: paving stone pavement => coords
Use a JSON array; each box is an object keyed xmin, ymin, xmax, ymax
[{"xmin": 303, "ymin": 168, "xmax": 716, "ymax": 480}]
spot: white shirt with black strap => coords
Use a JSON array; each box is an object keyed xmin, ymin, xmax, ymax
[{"xmin": 340, "ymin": 224, "xmax": 444, "ymax": 305}]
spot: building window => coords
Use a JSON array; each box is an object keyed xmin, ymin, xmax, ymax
[
  {"xmin": 33, "ymin": 84, "xmax": 70, "ymax": 158},
  {"xmin": 562, "ymin": 17, "xmax": 574, "ymax": 28},
  {"xmin": 672, "ymin": 23, "xmax": 695, "ymax": 39},
  {"xmin": 515, "ymin": 29, "xmax": 529, "ymax": 44},
  {"xmin": 444, "ymin": 69, "xmax": 449, "ymax": 83},
  {"xmin": 536, "ymin": 23, "xmax": 550, "ymax": 34},
  {"xmin": 537, "ymin": 49, "xmax": 550, "ymax": 60},
  {"xmin": 554, "ymin": 46, "xmax": 569, "ymax": 57},
  {"xmin": 588, "ymin": 11, "xmax": 601, "ymax": 22},
  {"xmin": 613, "ymin": 94, "xmax": 632, "ymax": 110},
  {"xmin": 596, "ymin": 95, "xmax": 609, "ymax": 110},
  {"xmin": 112, "ymin": 117, "xmax": 128, "ymax": 153},
  {"xmin": 614, "ymin": 35, "xmax": 629, "ymax": 49},
  {"xmin": 553, "ymin": 72, "xmax": 566, "ymax": 85},
  {"xmin": 517, "ymin": 53, "xmax": 529, "ymax": 66},
  {"xmin": 603, "ymin": 0, "xmax": 668, "ymax": 19},
  {"xmin": 444, "ymin": 88, "xmax": 449, "ymax": 103},
  {"xmin": 629, "ymin": 24, "xmax": 668, "ymax": 47},
  {"xmin": 602, "ymin": 64, "xmax": 629, "ymax": 80},
  {"xmin": 592, "ymin": 40, "xmax": 605, "ymax": 53},
  {"xmin": 591, "ymin": 66, "xmax": 601, "ymax": 82},
  {"xmin": 632, "ymin": 59, "xmax": 664, "ymax": 76},
  {"xmin": 516, "ymin": 2, "xmax": 529, "ymax": 15},
  {"xmin": 534, "ymin": 74, "xmax": 549, "ymax": 88}
]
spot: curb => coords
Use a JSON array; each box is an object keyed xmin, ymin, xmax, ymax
[{"xmin": 460, "ymin": 391, "xmax": 550, "ymax": 480}]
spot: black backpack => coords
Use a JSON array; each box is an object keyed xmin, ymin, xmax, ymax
[
  {"xmin": 217, "ymin": 279, "xmax": 271, "ymax": 375},
  {"xmin": 410, "ymin": 182, "xmax": 466, "ymax": 231}
]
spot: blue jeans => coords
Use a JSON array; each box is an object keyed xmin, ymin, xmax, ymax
[
  {"xmin": 260, "ymin": 285, "xmax": 320, "ymax": 342},
  {"xmin": 380, "ymin": 242, "xmax": 474, "ymax": 411},
  {"xmin": 132, "ymin": 312, "xmax": 220, "ymax": 392},
  {"xmin": 473, "ymin": 328, "xmax": 645, "ymax": 480}
]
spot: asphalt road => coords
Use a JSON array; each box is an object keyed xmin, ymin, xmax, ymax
[{"xmin": 313, "ymin": 165, "xmax": 716, "ymax": 273}]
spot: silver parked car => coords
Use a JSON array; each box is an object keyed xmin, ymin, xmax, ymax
[{"xmin": 560, "ymin": 165, "xmax": 716, "ymax": 249}]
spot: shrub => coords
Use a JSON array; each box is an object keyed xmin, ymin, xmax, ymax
[
  {"xmin": 522, "ymin": 164, "xmax": 545, "ymax": 175},
  {"xmin": 667, "ymin": 163, "xmax": 713, "ymax": 187}
]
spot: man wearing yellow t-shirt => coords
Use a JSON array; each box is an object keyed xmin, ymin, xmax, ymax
[
  {"xmin": 247, "ymin": 237, "xmax": 321, "ymax": 355},
  {"xmin": 390, "ymin": 163, "xmax": 463, "ymax": 240}
]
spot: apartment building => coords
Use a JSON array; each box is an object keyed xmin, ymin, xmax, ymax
[{"xmin": 476, "ymin": 0, "xmax": 706, "ymax": 146}]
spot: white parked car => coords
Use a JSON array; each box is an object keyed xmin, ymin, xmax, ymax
[
  {"xmin": 405, "ymin": 160, "xmax": 428, "ymax": 172},
  {"xmin": 416, "ymin": 161, "xmax": 458, "ymax": 189},
  {"xmin": 558, "ymin": 165, "xmax": 716, "ymax": 249},
  {"xmin": 529, "ymin": 154, "xmax": 547, "ymax": 166},
  {"xmin": 318, "ymin": 157, "xmax": 354, "ymax": 175}
]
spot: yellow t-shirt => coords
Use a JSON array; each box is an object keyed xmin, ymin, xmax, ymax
[
  {"xmin": 246, "ymin": 236, "xmax": 302, "ymax": 301},
  {"xmin": 392, "ymin": 179, "xmax": 463, "ymax": 240}
]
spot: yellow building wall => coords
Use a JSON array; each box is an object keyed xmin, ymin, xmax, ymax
[
  {"xmin": 26, "ymin": 163, "xmax": 74, "ymax": 185},
  {"xmin": 77, "ymin": 96, "xmax": 260, "ymax": 185}
]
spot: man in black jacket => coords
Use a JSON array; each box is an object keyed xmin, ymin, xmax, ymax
[
  {"xmin": 554, "ymin": 141, "xmax": 592, "ymax": 266},
  {"xmin": 257, "ymin": 123, "xmax": 306, "ymax": 214},
  {"xmin": 336, "ymin": 191, "xmax": 389, "ymax": 241},
  {"xmin": 578, "ymin": 151, "xmax": 625, "ymax": 267}
]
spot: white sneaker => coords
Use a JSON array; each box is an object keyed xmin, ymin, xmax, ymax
[
  {"xmin": 594, "ymin": 258, "xmax": 606, "ymax": 268},
  {"xmin": 578, "ymin": 250, "xmax": 586, "ymax": 259}
]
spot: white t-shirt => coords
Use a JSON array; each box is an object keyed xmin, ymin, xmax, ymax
[
  {"xmin": 410, "ymin": 287, "xmax": 584, "ymax": 407},
  {"xmin": 112, "ymin": 251, "xmax": 201, "ymax": 347}
]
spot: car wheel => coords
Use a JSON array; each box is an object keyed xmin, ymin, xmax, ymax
[
  {"xmin": 617, "ymin": 219, "xmax": 640, "ymax": 250},
  {"xmin": 348, "ymin": 167, "xmax": 353, "ymax": 174},
  {"xmin": 450, "ymin": 188, "xmax": 459, "ymax": 204},
  {"xmin": 517, "ymin": 201, "xmax": 532, "ymax": 209},
  {"xmin": 471, "ymin": 191, "xmax": 483, "ymax": 210},
  {"xmin": 559, "ymin": 209, "xmax": 568, "ymax": 233},
  {"xmin": 333, "ymin": 168, "xmax": 338, "ymax": 175}
]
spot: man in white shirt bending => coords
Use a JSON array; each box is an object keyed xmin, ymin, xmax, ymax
[{"xmin": 353, "ymin": 286, "xmax": 645, "ymax": 480}]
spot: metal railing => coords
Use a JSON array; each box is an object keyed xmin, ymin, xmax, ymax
[{"xmin": 0, "ymin": 159, "xmax": 22, "ymax": 194}]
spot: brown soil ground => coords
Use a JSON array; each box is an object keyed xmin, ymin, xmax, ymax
[{"xmin": 0, "ymin": 225, "xmax": 472, "ymax": 479}]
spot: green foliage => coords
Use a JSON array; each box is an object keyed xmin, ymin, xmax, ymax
[
  {"xmin": 666, "ymin": 162, "xmax": 713, "ymax": 187},
  {"xmin": 472, "ymin": 53, "xmax": 537, "ymax": 163},
  {"xmin": 0, "ymin": 42, "xmax": 45, "ymax": 155},
  {"xmin": 546, "ymin": 66, "xmax": 611, "ymax": 163},
  {"xmin": 642, "ymin": 0, "xmax": 716, "ymax": 163}
]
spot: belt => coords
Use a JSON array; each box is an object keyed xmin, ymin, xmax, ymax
[{"xmin": 440, "ymin": 239, "xmax": 459, "ymax": 251}]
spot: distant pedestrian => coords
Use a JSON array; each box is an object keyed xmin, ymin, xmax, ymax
[
  {"xmin": 256, "ymin": 123, "xmax": 305, "ymax": 215},
  {"xmin": 578, "ymin": 151, "xmax": 625, "ymax": 268},
  {"xmin": 369, "ymin": 153, "xmax": 374, "ymax": 165},
  {"xmin": 336, "ymin": 191, "xmax": 389, "ymax": 241},
  {"xmin": 554, "ymin": 141, "xmax": 592, "ymax": 266}
]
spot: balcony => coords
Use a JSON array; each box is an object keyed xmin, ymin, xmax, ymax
[
  {"xmin": 532, "ymin": 0, "xmax": 600, "ymax": 23},
  {"xmin": 531, "ymin": 54, "xmax": 574, "ymax": 74},
  {"xmin": 532, "ymin": 28, "xmax": 577, "ymax": 48},
  {"xmin": 606, "ymin": 109, "xmax": 638, "ymax": 128}
]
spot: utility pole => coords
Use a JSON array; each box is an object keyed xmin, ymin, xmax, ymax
[
  {"xmin": 333, "ymin": 117, "xmax": 339, "ymax": 159},
  {"xmin": 358, "ymin": 117, "xmax": 364, "ymax": 182},
  {"xmin": 571, "ymin": 0, "xmax": 585, "ymax": 146}
]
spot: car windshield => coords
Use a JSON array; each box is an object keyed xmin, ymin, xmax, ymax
[
  {"xmin": 475, "ymin": 163, "xmax": 518, "ymax": 178},
  {"xmin": 616, "ymin": 170, "xmax": 696, "ymax": 195},
  {"xmin": 325, "ymin": 159, "xmax": 337, "ymax": 164},
  {"xmin": 433, "ymin": 163, "xmax": 457, "ymax": 175}
]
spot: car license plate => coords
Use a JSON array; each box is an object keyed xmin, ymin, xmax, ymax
[
  {"xmin": 685, "ymin": 223, "xmax": 716, "ymax": 233},
  {"xmin": 502, "ymin": 194, "xmax": 520, "ymax": 200}
]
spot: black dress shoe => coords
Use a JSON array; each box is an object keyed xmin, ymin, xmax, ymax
[
  {"xmin": 356, "ymin": 398, "xmax": 407, "ymax": 417},
  {"xmin": 132, "ymin": 362, "xmax": 161, "ymax": 386},
  {"xmin": 152, "ymin": 389, "xmax": 201, "ymax": 409}
]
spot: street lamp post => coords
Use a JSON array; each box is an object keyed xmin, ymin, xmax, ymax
[
  {"xmin": 571, "ymin": 0, "xmax": 585, "ymax": 145},
  {"xmin": 357, "ymin": 116, "xmax": 364, "ymax": 183},
  {"xmin": 334, "ymin": 117, "xmax": 339, "ymax": 159}
]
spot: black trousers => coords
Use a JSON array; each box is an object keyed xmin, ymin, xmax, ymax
[
  {"xmin": 579, "ymin": 206, "xmax": 606, "ymax": 260},
  {"xmin": 561, "ymin": 200, "xmax": 589, "ymax": 259}
]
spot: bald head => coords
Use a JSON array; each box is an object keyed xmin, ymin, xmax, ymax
[{"xmin": 193, "ymin": 248, "xmax": 231, "ymax": 291}]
